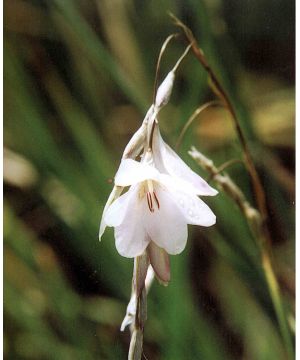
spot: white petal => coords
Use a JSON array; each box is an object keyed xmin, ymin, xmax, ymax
[
  {"xmin": 151, "ymin": 127, "xmax": 165, "ymax": 170},
  {"xmin": 99, "ymin": 185, "xmax": 123, "ymax": 240},
  {"xmin": 168, "ymin": 186, "xmax": 216, "ymax": 227},
  {"xmin": 104, "ymin": 187, "xmax": 136, "ymax": 227},
  {"xmin": 143, "ymin": 187, "xmax": 188, "ymax": 255},
  {"xmin": 99, "ymin": 218, "xmax": 107, "ymax": 240},
  {"xmin": 152, "ymin": 128, "xmax": 218, "ymax": 196},
  {"xmin": 115, "ymin": 159, "xmax": 159, "ymax": 187},
  {"xmin": 114, "ymin": 195, "xmax": 150, "ymax": 258},
  {"xmin": 115, "ymin": 225, "xmax": 149, "ymax": 258}
]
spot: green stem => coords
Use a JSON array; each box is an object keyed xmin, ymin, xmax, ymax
[
  {"xmin": 262, "ymin": 252, "xmax": 294, "ymax": 360},
  {"xmin": 189, "ymin": 148, "xmax": 294, "ymax": 358}
]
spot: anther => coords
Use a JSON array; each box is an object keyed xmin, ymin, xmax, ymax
[
  {"xmin": 153, "ymin": 192, "xmax": 160, "ymax": 209},
  {"xmin": 147, "ymin": 192, "xmax": 154, "ymax": 212}
]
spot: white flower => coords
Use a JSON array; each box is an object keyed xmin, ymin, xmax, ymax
[{"xmin": 103, "ymin": 158, "xmax": 216, "ymax": 259}]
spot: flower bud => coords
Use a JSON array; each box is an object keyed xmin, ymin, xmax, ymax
[
  {"xmin": 147, "ymin": 242, "xmax": 170, "ymax": 285},
  {"xmin": 155, "ymin": 71, "xmax": 175, "ymax": 109}
]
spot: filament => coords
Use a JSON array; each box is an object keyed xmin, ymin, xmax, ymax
[
  {"xmin": 147, "ymin": 192, "xmax": 154, "ymax": 212},
  {"xmin": 153, "ymin": 192, "xmax": 160, "ymax": 209}
]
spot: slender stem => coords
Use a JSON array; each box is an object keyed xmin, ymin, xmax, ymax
[
  {"xmin": 128, "ymin": 286, "xmax": 147, "ymax": 360},
  {"xmin": 170, "ymin": 14, "xmax": 293, "ymax": 356},
  {"xmin": 175, "ymin": 100, "xmax": 222, "ymax": 150},
  {"xmin": 152, "ymin": 34, "xmax": 178, "ymax": 105},
  {"xmin": 128, "ymin": 254, "xmax": 149, "ymax": 360},
  {"xmin": 171, "ymin": 44, "xmax": 192, "ymax": 72},
  {"xmin": 189, "ymin": 147, "xmax": 294, "ymax": 359},
  {"xmin": 170, "ymin": 13, "xmax": 269, "ymax": 235},
  {"xmin": 215, "ymin": 158, "xmax": 244, "ymax": 174},
  {"xmin": 262, "ymin": 251, "xmax": 294, "ymax": 360}
]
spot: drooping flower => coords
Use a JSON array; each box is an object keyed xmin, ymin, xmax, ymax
[
  {"xmin": 99, "ymin": 41, "xmax": 217, "ymax": 285},
  {"xmin": 103, "ymin": 157, "xmax": 216, "ymax": 261}
]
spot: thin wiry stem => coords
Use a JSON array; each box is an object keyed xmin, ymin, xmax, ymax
[
  {"xmin": 189, "ymin": 147, "xmax": 294, "ymax": 360},
  {"xmin": 127, "ymin": 254, "xmax": 150, "ymax": 360},
  {"xmin": 128, "ymin": 286, "xmax": 147, "ymax": 360},
  {"xmin": 171, "ymin": 15, "xmax": 293, "ymax": 356},
  {"xmin": 170, "ymin": 13, "xmax": 269, "ymax": 239},
  {"xmin": 152, "ymin": 34, "xmax": 178, "ymax": 105},
  {"xmin": 206, "ymin": 158, "xmax": 244, "ymax": 182},
  {"xmin": 215, "ymin": 158, "xmax": 244, "ymax": 175},
  {"xmin": 171, "ymin": 43, "xmax": 192, "ymax": 73},
  {"xmin": 175, "ymin": 100, "xmax": 222, "ymax": 151}
]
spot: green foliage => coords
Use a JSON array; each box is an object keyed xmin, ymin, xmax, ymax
[{"xmin": 4, "ymin": 0, "xmax": 294, "ymax": 359}]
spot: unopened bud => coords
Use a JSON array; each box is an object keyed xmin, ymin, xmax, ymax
[
  {"xmin": 147, "ymin": 242, "xmax": 170, "ymax": 285},
  {"xmin": 245, "ymin": 206, "xmax": 260, "ymax": 224},
  {"xmin": 155, "ymin": 71, "xmax": 175, "ymax": 109}
]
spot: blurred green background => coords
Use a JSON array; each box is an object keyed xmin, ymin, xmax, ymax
[{"xmin": 4, "ymin": 0, "xmax": 295, "ymax": 359}]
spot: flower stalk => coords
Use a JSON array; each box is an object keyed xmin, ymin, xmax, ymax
[
  {"xmin": 100, "ymin": 35, "xmax": 217, "ymax": 360},
  {"xmin": 170, "ymin": 13, "xmax": 269, "ymax": 235},
  {"xmin": 170, "ymin": 13, "xmax": 293, "ymax": 358},
  {"xmin": 128, "ymin": 254, "xmax": 149, "ymax": 360},
  {"xmin": 189, "ymin": 147, "xmax": 294, "ymax": 359}
]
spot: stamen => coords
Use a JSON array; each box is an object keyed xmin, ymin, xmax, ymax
[
  {"xmin": 153, "ymin": 191, "xmax": 160, "ymax": 209},
  {"xmin": 146, "ymin": 192, "xmax": 154, "ymax": 212},
  {"xmin": 147, "ymin": 179, "xmax": 154, "ymax": 193}
]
